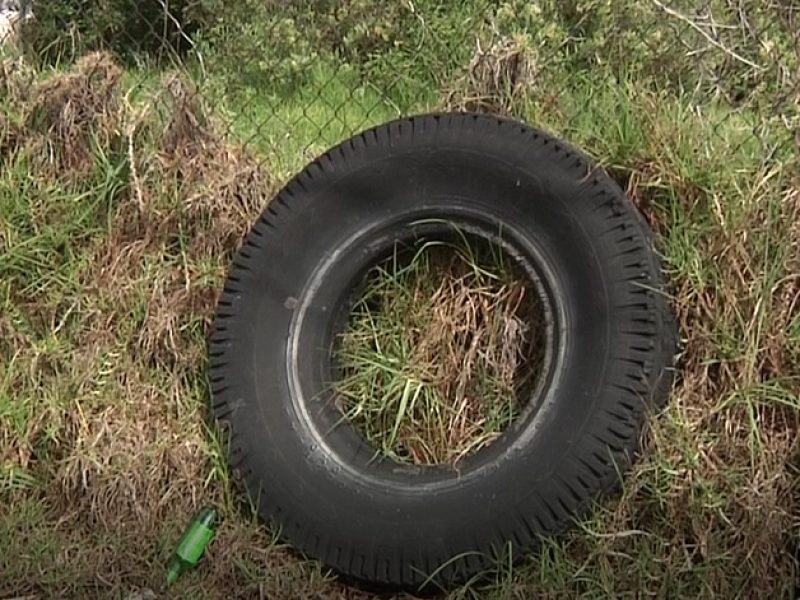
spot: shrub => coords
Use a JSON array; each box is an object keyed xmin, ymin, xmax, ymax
[
  {"xmin": 193, "ymin": 0, "xmax": 489, "ymax": 95},
  {"xmin": 28, "ymin": 0, "xmax": 210, "ymax": 66}
]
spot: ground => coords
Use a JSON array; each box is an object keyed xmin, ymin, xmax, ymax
[{"xmin": 0, "ymin": 34, "xmax": 798, "ymax": 600}]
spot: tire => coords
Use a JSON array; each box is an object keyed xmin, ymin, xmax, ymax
[{"xmin": 208, "ymin": 113, "xmax": 678, "ymax": 592}]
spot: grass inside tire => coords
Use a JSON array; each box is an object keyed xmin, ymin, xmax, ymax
[
  {"xmin": 208, "ymin": 113, "xmax": 679, "ymax": 593},
  {"xmin": 335, "ymin": 236, "xmax": 549, "ymax": 466}
]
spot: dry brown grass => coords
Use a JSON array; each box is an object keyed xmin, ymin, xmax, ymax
[
  {"xmin": 442, "ymin": 35, "xmax": 537, "ymax": 115},
  {"xmin": 16, "ymin": 60, "xmax": 278, "ymax": 587},
  {"xmin": 81, "ymin": 68, "xmax": 275, "ymax": 369},
  {"xmin": 337, "ymin": 244, "xmax": 547, "ymax": 465},
  {"xmin": 23, "ymin": 52, "xmax": 124, "ymax": 176},
  {"xmin": 0, "ymin": 53, "xmax": 317, "ymax": 599},
  {"xmin": 0, "ymin": 56, "xmax": 32, "ymax": 161}
]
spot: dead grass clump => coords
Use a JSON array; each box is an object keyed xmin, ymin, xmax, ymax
[
  {"xmin": 442, "ymin": 36, "xmax": 537, "ymax": 115},
  {"xmin": 78, "ymin": 69, "xmax": 273, "ymax": 369},
  {"xmin": 138, "ymin": 272, "xmax": 221, "ymax": 369},
  {"xmin": 118, "ymin": 74, "xmax": 269, "ymax": 367},
  {"xmin": 85, "ymin": 239, "xmax": 221, "ymax": 369},
  {"xmin": 0, "ymin": 109, "xmax": 21, "ymax": 162},
  {"xmin": 0, "ymin": 55, "xmax": 35, "ymax": 103},
  {"xmin": 126, "ymin": 72, "xmax": 272, "ymax": 259},
  {"xmin": 25, "ymin": 51, "xmax": 123, "ymax": 176},
  {"xmin": 86, "ymin": 243, "xmax": 215, "ymax": 374},
  {"xmin": 337, "ymin": 244, "xmax": 547, "ymax": 465}
]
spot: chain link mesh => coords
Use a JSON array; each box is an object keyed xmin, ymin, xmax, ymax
[{"xmin": 6, "ymin": 0, "xmax": 796, "ymax": 177}]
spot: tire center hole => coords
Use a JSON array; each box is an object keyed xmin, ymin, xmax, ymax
[{"xmin": 334, "ymin": 235, "xmax": 549, "ymax": 466}]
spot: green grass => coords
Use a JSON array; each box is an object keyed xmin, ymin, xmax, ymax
[
  {"xmin": 219, "ymin": 62, "xmax": 438, "ymax": 177},
  {"xmin": 335, "ymin": 237, "xmax": 546, "ymax": 465},
  {"xmin": 0, "ymin": 36, "xmax": 798, "ymax": 600}
]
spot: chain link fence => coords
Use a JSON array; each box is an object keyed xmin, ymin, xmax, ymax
[{"xmin": 5, "ymin": 0, "xmax": 798, "ymax": 177}]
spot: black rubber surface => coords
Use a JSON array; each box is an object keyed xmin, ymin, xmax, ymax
[{"xmin": 208, "ymin": 113, "xmax": 679, "ymax": 592}]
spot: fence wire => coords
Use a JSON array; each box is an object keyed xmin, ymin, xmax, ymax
[{"xmin": 3, "ymin": 0, "xmax": 796, "ymax": 179}]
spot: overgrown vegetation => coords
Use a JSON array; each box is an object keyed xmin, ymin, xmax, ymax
[
  {"xmin": 1, "ymin": 0, "xmax": 799, "ymax": 598},
  {"xmin": 336, "ymin": 240, "xmax": 546, "ymax": 466}
]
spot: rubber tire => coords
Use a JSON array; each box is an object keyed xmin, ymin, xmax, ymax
[{"xmin": 209, "ymin": 113, "xmax": 678, "ymax": 592}]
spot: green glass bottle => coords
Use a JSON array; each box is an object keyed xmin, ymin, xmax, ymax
[{"xmin": 165, "ymin": 506, "xmax": 218, "ymax": 586}]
